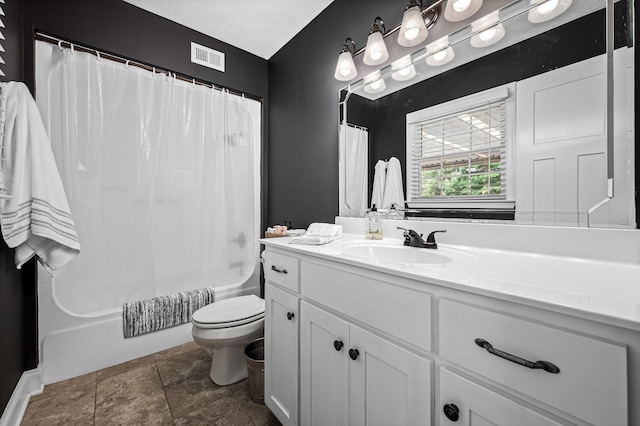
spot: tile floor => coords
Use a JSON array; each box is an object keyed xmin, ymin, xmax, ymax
[{"xmin": 21, "ymin": 341, "xmax": 281, "ymax": 425}]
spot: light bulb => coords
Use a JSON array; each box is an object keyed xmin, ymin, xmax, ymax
[
  {"xmin": 445, "ymin": 0, "xmax": 482, "ymax": 21},
  {"xmin": 479, "ymin": 27, "xmax": 497, "ymax": 41},
  {"xmin": 528, "ymin": 0, "xmax": 572, "ymax": 23},
  {"xmin": 398, "ymin": 6, "xmax": 428, "ymax": 47},
  {"xmin": 453, "ymin": 0, "xmax": 471, "ymax": 12},
  {"xmin": 340, "ymin": 68, "xmax": 351, "ymax": 77},
  {"xmin": 364, "ymin": 27, "xmax": 389, "ymax": 66},
  {"xmin": 404, "ymin": 27, "xmax": 420, "ymax": 41},
  {"xmin": 391, "ymin": 55, "xmax": 416, "ymax": 81},
  {"xmin": 370, "ymin": 81, "xmax": 381, "ymax": 90},
  {"xmin": 433, "ymin": 50, "xmax": 447, "ymax": 61},
  {"xmin": 537, "ymin": 0, "xmax": 559, "ymax": 15},
  {"xmin": 399, "ymin": 67, "xmax": 411, "ymax": 77}
]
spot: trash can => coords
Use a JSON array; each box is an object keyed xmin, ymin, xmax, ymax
[{"xmin": 245, "ymin": 338, "xmax": 265, "ymax": 404}]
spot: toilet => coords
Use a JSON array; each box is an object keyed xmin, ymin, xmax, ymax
[{"xmin": 191, "ymin": 294, "xmax": 265, "ymax": 385}]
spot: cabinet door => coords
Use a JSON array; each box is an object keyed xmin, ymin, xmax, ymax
[
  {"xmin": 349, "ymin": 325, "xmax": 432, "ymax": 426},
  {"xmin": 439, "ymin": 368, "xmax": 567, "ymax": 426},
  {"xmin": 300, "ymin": 302, "xmax": 350, "ymax": 426},
  {"xmin": 265, "ymin": 284, "xmax": 299, "ymax": 426}
]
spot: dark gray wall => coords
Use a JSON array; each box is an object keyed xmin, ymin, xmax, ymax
[
  {"xmin": 268, "ymin": 0, "xmax": 404, "ymax": 228},
  {"xmin": 0, "ymin": 0, "xmax": 39, "ymax": 413}
]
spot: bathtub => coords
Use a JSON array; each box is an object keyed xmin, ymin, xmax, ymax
[{"xmin": 36, "ymin": 263, "xmax": 261, "ymax": 385}]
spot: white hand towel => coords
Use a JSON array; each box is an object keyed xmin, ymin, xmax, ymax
[
  {"xmin": 0, "ymin": 82, "xmax": 80, "ymax": 274},
  {"xmin": 382, "ymin": 157, "xmax": 405, "ymax": 209},
  {"xmin": 290, "ymin": 223, "xmax": 342, "ymax": 245},
  {"xmin": 370, "ymin": 159, "xmax": 387, "ymax": 209}
]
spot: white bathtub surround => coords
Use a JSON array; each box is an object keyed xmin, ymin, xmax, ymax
[{"xmin": 33, "ymin": 40, "xmax": 262, "ymax": 385}]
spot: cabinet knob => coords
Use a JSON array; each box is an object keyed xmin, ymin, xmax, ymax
[
  {"xmin": 286, "ymin": 312, "xmax": 295, "ymax": 320},
  {"xmin": 333, "ymin": 340, "xmax": 344, "ymax": 351},
  {"xmin": 443, "ymin": 403, "xmax": 460, "ymax": 422},
  {"xmin": 349, "ymin": 348, "xmax": 359, "ymax": 360}
]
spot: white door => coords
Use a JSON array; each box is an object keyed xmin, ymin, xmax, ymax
[
  {"xmin": 300, "ymin": 301, "xmax": 350, "ymax": 426},
  {"xmin": 349, "ymin": 325, "xmax": 432, "ymax": 426},
  {"xmin": 264, "ymin": 283, "xmax": 299, "ymax": 426},
  {"xmin": 439, "ymin": 368, "xmax": 567, "ymax": 426}
]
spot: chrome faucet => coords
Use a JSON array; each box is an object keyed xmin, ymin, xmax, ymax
[{"xmin": 397, "ymin": 227, "xmax": 447, "ymax": 249}]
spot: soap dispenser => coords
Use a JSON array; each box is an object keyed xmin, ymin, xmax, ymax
[{"xmin": 365, "ymin": 205, "xmax": 383, "ymax": 240}]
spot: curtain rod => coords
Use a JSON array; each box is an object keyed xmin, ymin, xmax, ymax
[
  {"xmin": 34, "ymin": 32, "xmax": 263, "ymax": 102},
  {"xmin": 341, "ymin": 121, "xmax": 368, "ymax": 131}
]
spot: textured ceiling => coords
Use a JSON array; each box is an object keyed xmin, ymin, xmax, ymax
[{"xmin": 122, "ymin": 0, "xmax": 335, "ymax": 59}]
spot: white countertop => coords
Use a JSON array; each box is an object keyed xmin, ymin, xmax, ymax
[{"xmin": 260, "ymin": 233, "xmax": 640, "ymax": 331}]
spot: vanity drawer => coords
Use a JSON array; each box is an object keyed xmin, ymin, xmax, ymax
[
  {"xmin": 438, "ymin": 299, "xmax": 627, "ymax": 426},
  {"xmin": 262, "ymin": 251, "xmax": 300, "ymax": 292},
  {"xmin": 301, "ymin": 261, "xmax": 432, "ymax": 351}
]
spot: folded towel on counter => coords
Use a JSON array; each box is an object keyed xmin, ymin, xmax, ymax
[
  {"xmin": 0, "ymin": 82, "xmax": 80, "ymax": 274},
  {"xmin": 290, "ymin": 223, "xmax": 342, "ymax": 245}
]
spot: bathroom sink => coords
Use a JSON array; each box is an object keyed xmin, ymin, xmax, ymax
[{"xmin": 340, "ymin": 241, "xmax": 452, "ymax": 265}]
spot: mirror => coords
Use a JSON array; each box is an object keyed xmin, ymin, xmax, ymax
[{"xmin": 339, "ymin": 0, "xmax": 635, "ymax": 228}]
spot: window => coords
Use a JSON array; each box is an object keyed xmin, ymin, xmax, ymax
[{"xmin": 406, "ymin": 84, "xmax": 515, "ymax": 210}]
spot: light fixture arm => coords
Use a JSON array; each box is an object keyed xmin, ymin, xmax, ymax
[
  {"xmin": 370, "ymin": 17, "xmax": 386, "ymax": 35},
  {"xmin": 340, "ymin": 38, "xmax": 356, "ymax": 55}
]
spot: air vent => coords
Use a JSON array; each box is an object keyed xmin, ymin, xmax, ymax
[{"xmin": 191, "ymin": 42, "xmax": 225, "ymax": 72}]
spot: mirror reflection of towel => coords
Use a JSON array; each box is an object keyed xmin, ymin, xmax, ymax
[
  {"xmin": 370, "ymin": 160, "xmax": 387, "ymax": 209},
  {"xmin": 382, "ymin": 157, "xmax": 404, "ymax": 209}
]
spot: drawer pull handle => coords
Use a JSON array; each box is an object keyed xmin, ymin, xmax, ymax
[
  {"xmin": 334, "ymin": 340, "xmax": 344, "ymax": 351},
  {"xmin": 271, "ymin": 265, "xmax": 288, "ymax": 274},
  {"xmin": 349, "ymin": 348, "xmax": 359, "ymax": 360},
  {"xmin": 475, "ymin": 338, "xmax": 560, "ymax": 374},
  {"xmin": 286, "ymin": 312, "xmax": 295, "ymax": 321},
  {"xmin": 443, "ymin": 403, "xmax": 460, "ymax": 422}
]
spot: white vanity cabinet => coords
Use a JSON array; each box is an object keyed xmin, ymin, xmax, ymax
[
  {"xmin": 263, "ymin": 251, "xmax": 301, "ymax": 426},
  {"xmin": 300, "ymin": 301, "xmax": 432, "ymax": 426},
  {"xmin": 261, "ymin": 241, "xmax": 639, "ymax": 426}
]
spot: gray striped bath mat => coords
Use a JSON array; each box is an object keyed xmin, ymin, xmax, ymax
[{"xmin": 122, "ymin": 287, "xmax": 215, "ymax": 338}]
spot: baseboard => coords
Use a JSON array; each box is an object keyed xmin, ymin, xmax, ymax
[{"xmin": 0, "ymin": 367, "xmax": 43, "ymax": 426}]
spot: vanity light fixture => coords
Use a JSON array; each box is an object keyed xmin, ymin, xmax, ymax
[
  {"xmin": 398, "ymin": 0, "xmax": 429, "ymax": 47},
  {"xmin": 391, "ymin": 55, "xmax": 417, "ymax": 81},
  {"xmin": 334, "ymin": 38, "xmax": 358, "ymax": 81},
  {"xmin": 364, "ymin": 71, "xmax": 386, "ymax": 93},
  {"xmin": 470, "ymin": 11, "xmax": 505, "ymax": 48},
  {"xmin": 527, "ymin": 0, "xmax": 572, "ymax": 23},
  {"xmin": 425, "ymin": 36, "xmax": 455, "ymax": 66},
  {"xmin": 444, "ymin": 0, "xmax": 483, "ymax": 22},
  {"xmin": 363, "ymin": 17, "xmax": 389, "ymax": 66}
]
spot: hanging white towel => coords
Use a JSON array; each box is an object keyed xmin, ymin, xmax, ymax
[
  {"xmin": 290, "ymin": 222, "xmax": 342, "ymax": 245},
  {"xmin": 382, "ymin": 157, "xmax": 405, "ymax": 209},
  {"xmin": 0, "ymin": 82, "xmax": 80, "ymax": 274},
  {"xmin": 370, "ymin": 159, "xmax": 387, "ymax": 209}
]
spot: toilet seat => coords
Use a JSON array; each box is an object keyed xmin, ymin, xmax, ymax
[{"xmin": 192, "ymin": 294, "xmax": 265, "ymax": 329}]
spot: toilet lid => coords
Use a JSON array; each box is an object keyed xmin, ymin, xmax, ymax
[{"xmin": 192, "ymin": 294, "xmax": 265, "ymax": 325}]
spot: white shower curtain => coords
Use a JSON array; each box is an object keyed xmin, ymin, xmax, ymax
[{"xmin": 35, "ymin": 41, "xmax": 260, "ymax": 315}]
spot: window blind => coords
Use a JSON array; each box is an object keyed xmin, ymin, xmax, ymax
[{"xmin": 408, "ymin": 98, "xmax": 508, "ymax": 202}]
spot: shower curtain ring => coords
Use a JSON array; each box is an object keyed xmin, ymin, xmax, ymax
[
  {"xmin": 70, "ymin": 44, "xmax": 74, "ymax": 55},
  {"xmin": 152, "ymin": 67, "xmax": 156, "ymax": 77},
  {"xmin": 95, "ymin": 51, "xmax": 101, "ymax": 63},
  {"xmin": 125, "ymin": 60, "xmax": 130, "ymax": 69},
  {"xmin": 58, "ymin": 40, "xmax": 63, "ymax": 51},
  {"xmin": 192, "ymin": 79, "xmax": 196, "ymax": 88}
]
